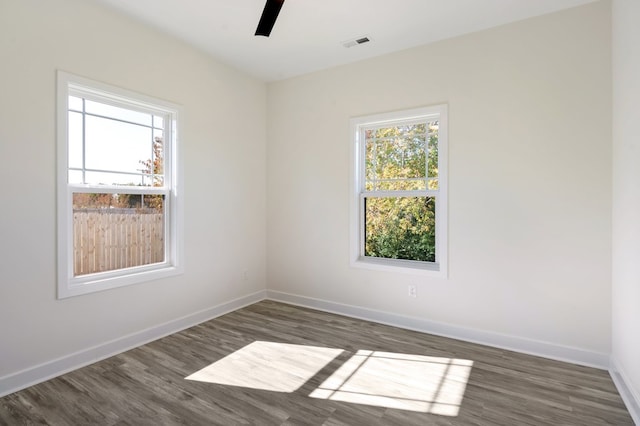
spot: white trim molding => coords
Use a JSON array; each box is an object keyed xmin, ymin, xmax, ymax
[
  {"xmin": 266, "ymin": 290, "xmax": 610, "ymax": 370},
  {"xmin": 0, "ymin": 290, "xmax": 266, "ymax": 398},
  {"xmin": 56, "ymin": 70, "xmax": 184, "ymax": 299},
  {"xmin": 610, "ymin": 357, "xmax": 640, "ymax": 425}
]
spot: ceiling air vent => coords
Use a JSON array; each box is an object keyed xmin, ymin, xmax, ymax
[{"xmin": 342, "ymin": 36, "xmax": 371, "ymax": 48}]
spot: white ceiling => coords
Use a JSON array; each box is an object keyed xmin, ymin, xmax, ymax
[{"xmin": 93, "ymin": 0, "xmax": 597, "ymax": 82}]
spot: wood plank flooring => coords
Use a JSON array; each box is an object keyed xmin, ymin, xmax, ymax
[{"xmin": 0, "ymin": 300, "xmax": 633, "ymax": 425}]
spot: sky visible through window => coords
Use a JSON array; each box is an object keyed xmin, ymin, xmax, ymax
[{"xmin": 68, "ymin": 95, "xmax": 164, "ymax": 187}]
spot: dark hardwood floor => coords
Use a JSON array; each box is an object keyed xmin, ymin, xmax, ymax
[{"xmin": 0, "ymin": 300, "xmax": 633, "ymax": 425}]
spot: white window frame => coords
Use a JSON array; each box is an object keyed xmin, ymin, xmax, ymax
[
  {"xmin": 56, "ymin": 71, "xmax": 183, "ymax": 298},
  {"xmin": 349, "ymin": 105, "xmax": 448, "ymax": 278}
]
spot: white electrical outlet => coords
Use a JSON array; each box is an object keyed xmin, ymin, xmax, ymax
[{"xmin": 408, "ymin": 285, "xmax": 417, "ymax": 298}]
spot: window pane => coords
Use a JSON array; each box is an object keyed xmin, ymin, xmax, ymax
[
  {"xmin": 427, "ymin": 121, "xmax": 439, "ymax": 180},
  {"xmin": 84, "ymin": 171, "xmax": 146, "ymax": 186},
  {"xmin": 365, "ymin": 124, "xmax": 428, "ymax": 191},
  {"xmin": 377, "ymin": 178, "xmax": 426, "ymax": 191},
  {"xmin": 68, "ymin": 170, "xmax": 83, "ymax": 184},
  {"xmin": 153, "ymin": 115, "xmax": 164, "ymax": 129},
  {"xmin": 85, "ymin": 100, "xmax": 153, "ymax": 126},
  {"xmin": 364, "ymin": 196, "xmax": 435, "ymax": 262},
  {"xmin": 149, "ymin": 131, "xmax": 164, "ymax": 187},
  {"xmin": 69, "ymin": 96, "xmax": 83, "ymax": 111},
  {"xmin": 72, "ymin": 192, "xmax": 165, "ymax": 276},
  {"xmin": 84, "ymin": 115, "xmax": 153, "ymax": 177},
  {"xmin": 364, "ymin": 130, "xmax": 377, "ymax": 185},
  {"xmin": 68, "ymin": 111, "xmax": 83, "ymax": 169}
]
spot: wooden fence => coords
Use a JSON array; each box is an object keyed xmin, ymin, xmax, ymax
[{"xmin": 73, "ymin": 209, "xmax": 164, "ymax": 276}]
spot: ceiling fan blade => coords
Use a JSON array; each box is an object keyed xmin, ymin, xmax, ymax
[{"xmin": 255, "ymin": 0, "xmax": 285, "ymax": 37}]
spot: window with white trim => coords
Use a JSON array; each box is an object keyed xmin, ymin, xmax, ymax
[
  {"xmin": 350, "ymin": 105, "xmax": 447, "ymax": 276},
  {"xmin": 57, "ymin": 71, "xmax": 183, "ymax": 298}
]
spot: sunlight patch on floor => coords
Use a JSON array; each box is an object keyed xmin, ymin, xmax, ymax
[
  {"xmin": 309, "ymin": 350, "xmax": 473, "ymax": 416},
  {"xmin": 185, "ymin": 342, "xmax": 473, "ymax": 416},
  {"xmin": 185, "ymin": 341, "xmax": 343, "ymax": 392}
]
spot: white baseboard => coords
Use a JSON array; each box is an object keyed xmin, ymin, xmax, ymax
[
  {"xmin": 610, "ymin": 357, "xmax": 640, "ymax": 425},
  {"xmin": 0, "ymin": 290, "xmax": 267, "ymax": 398},
  {"xmin": 266, "ymin": 290, "xmax": 610, "ymax": 370}
]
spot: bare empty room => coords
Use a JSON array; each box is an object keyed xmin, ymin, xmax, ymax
[{"xmin": 0, "ymin": 0, "xmax": 639, "ymax": 424}]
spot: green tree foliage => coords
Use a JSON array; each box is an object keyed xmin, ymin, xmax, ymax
[
  {"xmin": 364, "ymin": 122, "xmax": 439, "ymax": 262},
  {"xmin": 365, "ymin": 197, "xmax": 436, "ymax": 262}
]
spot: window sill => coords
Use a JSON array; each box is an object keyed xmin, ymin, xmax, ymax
[
  {"xmin": 58, "ymin": 264, "xmax": 183, "ymax": 299},
  {"xmin": 351, "ymin": 256, "xmax": 447, "ymax": 278}
]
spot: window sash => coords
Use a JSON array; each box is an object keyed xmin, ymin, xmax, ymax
[
  {"xmin": 363, "ymin": 121, "xmax": 438, "ymax": 192},
  {"xmin": 67, "ymin": 94, "xmax": 171, "ymax": 189},
  {"xmin": 358, "ymin": 121, "xmax": 440, "ymax": 262},
  {"xmin": 361, "ymin": 190, "xmax": 439, "ymax": 198}
]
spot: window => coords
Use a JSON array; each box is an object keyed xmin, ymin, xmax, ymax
[
  {"xmin": 57, "ymin": 71, "xmax": 183, "ymax": 298},
  {"xmin": 350, "ymin": 105, "xmax": 447, "ymax": 276}
]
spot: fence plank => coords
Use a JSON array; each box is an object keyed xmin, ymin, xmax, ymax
[{"xmin": 73, "ymin": 210, "xmax": 164, "ymax": 276}]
